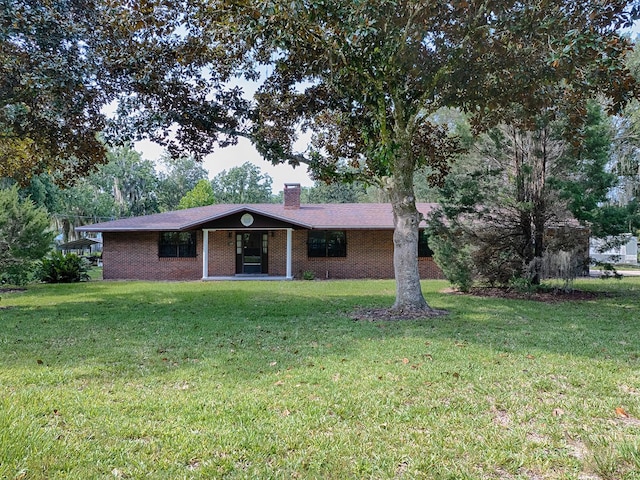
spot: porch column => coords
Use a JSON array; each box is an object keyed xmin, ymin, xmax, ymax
[
  {"xmin": 286, "ymin": 228, "xmax": 293, "ymax": 279},
  {"xmin": 202, "ymin": 229, "xmax": 209, "ymax": 279}
]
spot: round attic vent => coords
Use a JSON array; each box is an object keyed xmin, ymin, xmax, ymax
[{"xmin": 240, "ymin": 213, "xmax": 254, "ymax": 227}]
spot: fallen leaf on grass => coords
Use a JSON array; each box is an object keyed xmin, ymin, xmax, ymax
[
  {"xmin": 615, "ymin": 407, "xmax": 630, "ymax": 418},
  {"xmin": 274, "ymin": 380, "xmax": 285, "ymax": 386},
  {"xmin": 402, "ymin": 358, "xmax": 409, "ymax": 364},
  {"xmin": 552, "ymin": 408, "xmax": 565, "ymax": 417}
]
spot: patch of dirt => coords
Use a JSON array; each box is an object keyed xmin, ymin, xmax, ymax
[
  {"xmin": 445, "ymin": 287, "xmax": 602, "ymax": 303},
  {"xmin": 351, "ymin": 306, "xmax": 448, "ymax": 322},
  {"xmin": 0, "ymin": 287, "xmax": 27, "ymax": 294}
]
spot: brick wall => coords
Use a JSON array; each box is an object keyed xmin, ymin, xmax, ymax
[
  {"xmin": 103, "ymin": 229, "xmax": 444, "ymax": 280},
  {"xmin": 208, "ymin": 230, "xmax": 236, "ymax": 276},
  {"xmin": 102, "ymin": 232, "xmax": 202, "ymax": 280},
  {"xmin": 285, "ymin": 229, "xmax": 443, "ymax": 279}
]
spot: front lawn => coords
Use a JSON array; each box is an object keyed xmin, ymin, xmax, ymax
[{"xmin": 1, "ymin": 279, "xmax": 639, "ymax": 479}]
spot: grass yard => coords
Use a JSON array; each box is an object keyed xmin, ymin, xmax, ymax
[{"xmin": 1, "ymin": 278, "xmax": 640, "ymax": 479}]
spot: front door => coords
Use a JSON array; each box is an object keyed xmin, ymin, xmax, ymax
[{"xmin": 236, "ymin": 232, "xmax": 268, "ymax": 274}]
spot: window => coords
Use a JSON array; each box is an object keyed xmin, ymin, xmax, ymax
[
  {"xmin": 418, "ymin": 230, "xmax": 433, "ymax": 257},
  {"xmin": 308, "ymin": 230, "xmax": 346, "ymax": 257},
  {"xmin": 159, "ymin": 231, "xmax": 197, "ymax": 258}
]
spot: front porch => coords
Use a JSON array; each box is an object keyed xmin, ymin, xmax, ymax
[{"xmin": 201, "ymin": 227, "xmax": 295, "ymax": 280}]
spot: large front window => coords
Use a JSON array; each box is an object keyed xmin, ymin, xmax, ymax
[
  {"xmin": 159, "ymin": 231, "xmax": 197, "ymax": 258},
  {"xmin": 308, "ymin": 230, "xmax": 347, "ymax": 257}
]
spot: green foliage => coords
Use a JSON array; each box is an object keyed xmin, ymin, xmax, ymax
[
  {"xmin": 0, "ymin": 186, "xmax": 53, "ymax": 284},
  {"xmin": 431, "ymin": 103, "xmax": 614, "ymax": 288},
  {"xmin": 426, "ymin": 212, "xmax": 474, "ymax": 292},
  {"xmin": 302, "ymin": 181, "xmax": 366, "ymax": 204},
  {"xmin": 301, "ymin": 270, "xmax": 315, "ymax": 280},
  {"xmin": 211, "ymin": 162, "xmax": 273, "ymax": 203},
  {"xmin": 177, "ymin": 179, "xmax": 215, "ymax": 209},
  {"xmin": 553, "ymin": 102, "xmax": 622, "ymax": 237},
  {"xmin": 39, "ymin": 251, "xmax": 90, "ymax": 283},
  {"xmin": 157, "ymin": 154, "xmax": 209, "ymax": 211},
  {"xmin": 95, "ymin": 146, "xmax": 160, "ymax": 217},
  {"xmin": 0, "ymin": 0, "xmax": 109, "ymax": 184}
]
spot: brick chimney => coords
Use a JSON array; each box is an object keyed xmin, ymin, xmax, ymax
[{"xmin": 283, "ymin": 183, "xmax": 301, "ymax": 209}]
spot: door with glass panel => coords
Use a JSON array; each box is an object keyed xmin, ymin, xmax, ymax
[{"xmin": 236, "ymin": 232, "xmax": 268, "ymax": 274}]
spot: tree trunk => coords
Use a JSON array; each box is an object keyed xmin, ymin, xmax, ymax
[{"xmin": 388, "ymin": 157, "xmax": 431, "ymax": 312}]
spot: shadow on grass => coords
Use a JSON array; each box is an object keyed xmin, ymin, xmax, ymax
[{"xmin": 2, "ymin": 279, "xmax": 639, "ymax": 380}]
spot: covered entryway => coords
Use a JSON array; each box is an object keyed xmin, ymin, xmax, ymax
[
  {"xmin": 236, "ymin": 232, "xmax": 268, "ymax": 274},
  {"xmin": 201, "ymin": 227, "xmax": 295, "ymax": 280}
]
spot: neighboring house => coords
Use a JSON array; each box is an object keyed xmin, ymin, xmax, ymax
[
  {"xmin": 76, "ymin": 184, "xmax": 444, "ymax": 281},
  {"xmin": 590, "ymin": 235, "xmax": 638, "ymax": 265}
]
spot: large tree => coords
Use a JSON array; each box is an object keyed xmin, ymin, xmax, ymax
[
  {"xmin": 428, "ymin": 102, "xmax": 617, "ymax": 290},
  {"xmin": 97, "ymin": 0, "xmax": 638, "ymax": 312},
  {"xmin": 93, "ymin": 146, "xmax": 160, "ymax": 217},
  {"xmin": 242, "ymin": 1, "xmax": 638, "ymax": 311},
  {"xmin": 177, "ymin": 179, "xmax": 216, "ymax": 209},
  {"xmin": 157, "ymin": 154, "xmax": 209, "ymax": 211}
]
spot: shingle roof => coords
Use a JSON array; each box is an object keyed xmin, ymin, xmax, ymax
[{"xmin": 76, "ymin": 203, "xmax": 438, "ymax": 232}]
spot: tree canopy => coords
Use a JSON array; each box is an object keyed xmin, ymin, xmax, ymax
[
  {"xmin": 177, "ymin": 179, "xmax": 216, "ymax": 209},
  {"xmin": 1, "ymin": 0, "xmax": 111, "ymax": 183},
  {"xmin": 211, "ymin": 162, "xmax": 274, "ymax": 204},
  {"xmin": 427, "ymin": 101, "xmax": 617, "ymax": 291}
]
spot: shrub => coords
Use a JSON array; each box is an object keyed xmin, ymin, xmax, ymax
[
  {"xmin": 0, "ymin": 186, "xmax": 54, "ymax": 285},
  {"xmin": 39, "ymin": 251, "xmax": 91, "ymax": 283},
  {"xmin": 302, "ymin": 270, "xmax": 315, "ymax": 280}
]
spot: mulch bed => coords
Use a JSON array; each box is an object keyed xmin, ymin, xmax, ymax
[
  {"xmin": 351, "ymin": 287, "xmax": 602, "ymax": 321},
  {"xmin": 0, "ymin": 287, "xmax": 27, "ymax": 294},
  {"xmin": 351, "ymin": 306, "xmax": 449, "ymax": 322},
  {"xmin": 454, "ymin": 286, "xmax": 602, "ymax": 303}
]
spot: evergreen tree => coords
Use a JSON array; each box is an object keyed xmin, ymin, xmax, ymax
[{"xmin": 0, "ymin": 186, "xmax": 53, "ymax": 284}]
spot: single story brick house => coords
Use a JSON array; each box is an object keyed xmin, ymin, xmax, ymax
[{"xmin": 76, "ymin": 183, "xmax": 444, "ymax": 281}]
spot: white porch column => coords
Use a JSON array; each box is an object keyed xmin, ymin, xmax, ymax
[
  {"xmin": 202, "ymin": 229, "xmax": 210, "ymax": 279},
  {"xmin": 286, "ymin": 228, "xmax": 293, "ymax": 279}
]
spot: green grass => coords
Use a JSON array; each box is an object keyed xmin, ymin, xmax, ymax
[{"xmin": 1, "ymin": 278, "xmax": 640, "ymax": 479}]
